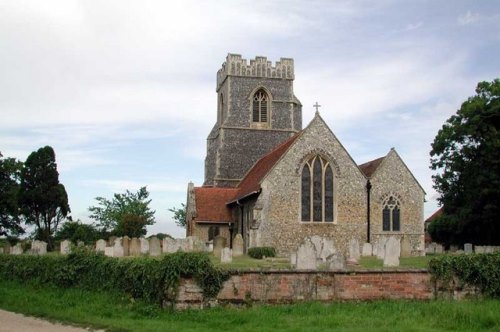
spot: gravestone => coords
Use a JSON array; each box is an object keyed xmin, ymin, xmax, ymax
[
  {"xmin": 149, "ymin": 237, "xmax": 161, "ymax": 256},
  {"xmin": 95, "ymin": 239, "xmax": 106, "ymax": 252},
  {"xmin": 435, "ymin": 244, "xmax": 444, "ymax": 254},
  {"xmin": 207, "ymin": 241, "xmax": 214, "ymax": 252},
  {"xmin": 376, "ymin": 238, "xmax": 387, "ymax": 259},
  {"xmin": 449, "ymin": 245, "xmax": 458, "ymax": 252},
  {"xmin": 162, "ymin": 237, "xmax": 179, "ymax": 253},
  {"xmin": 0, "ymin": 247, "xmax": 3, "ymax": 254},
  {"xmin": 108, "ymin": 236, "xmax": 117, "ymax": 246},
  {"xmin": 232, "ymin": 234, "xmax": 244, "ymax": 257},
  {"xmin": 31, "ymin": 240, "xmax": 47, "ymax": 255},
  {"xmin": 348, "ymin": 238, "xmax": 360, "ymax": 263},
  {"xmin": 401, "ymin": 236, "xmax": 411, "ymax": 257},
  {"xmin": 3, "ymin": 243, "xmax": 11, "ymax": 255},
  {"xmin": 60, "ymin": 240, "xmax": 72, "ymax": 254},
  {"xmin": 475, "ymin": 246, "xmax": 485, "ymax": 254},
  {"xmin": 326, "ymin": 252, "xmax": 345, "ymax": 270},
  {"xmin": 310, "ymin": 235, "xmax": 336, "ymax": 262},
  {"xmin": 425, "ymin": 243, "xmax": 435, "ymax": 254},
  {"xmin": 122, "ymin": 236, "xmax": 130, "ymax": 256},
  {"xmin": 290, "ymin": 252, "xmax": 297, "ymax": 266},
  {"xmin": 464, "ymin": 243, "xmax": 473, "ymax": 254},
  {"xmin": 383, "ymin": 236, "xmax": 400, "ymax": 267},
  {"xmin": 77, "ymin": 241, "xmax": 84, "ymax": 247},
  {"xmin": 221, "ymin": 247, "xmax": 232, "ymax": 263},
  {"xmin": 213, "ymin": 236, "xmax": 227, "ymax": 258},
  {"xmin": 129, "ymin": 238, "xmax": 141, "ymax": 256},
  {"xmin": 104, "ymin": 246, "xmax": 114, "ymax": 257},
  {"xmin": 113, "ymin": 238, "xmax": 124, "ymax": 257},
  {"xmin": 191, "ymin": 236, "xmax": 207, "ymax": 252},
  {"xmin": 362, "ymin": 243, "xmax": 372, "ymax": 256},
  {"xmin": 296, "ymin": 239, "xmax": 317, "ymax": 270},
  {"xmin": 140, "ymin": 237, "xmax": 149, "ymax": 254},
  {"xmin": 11, "ymin": 243, "xmax": 23, "ymax": 255}
]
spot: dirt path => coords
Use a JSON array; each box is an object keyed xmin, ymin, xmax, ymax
[{"xmin": 0, "ymin": 309, "xmax": 102, "ymax": 332}]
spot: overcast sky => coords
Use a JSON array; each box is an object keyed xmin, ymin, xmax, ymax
[{"xmin": 1, "ymin": 0, "xmax": 499, "ymax": 238}]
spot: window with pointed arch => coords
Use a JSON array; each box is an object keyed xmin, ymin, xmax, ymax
[
  {"xmin": 301, "ymin": 155, "xmax": 335, "ymax": 222},
  {"xmin": 252, "ymin": 89, "xmax": 269, "ymax": 123},
  {"xmin": 382, "ymin": 195, "xmax": 401, "ymax": 231}
]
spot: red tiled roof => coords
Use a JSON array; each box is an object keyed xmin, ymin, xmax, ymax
[
  {"xmin": 425, "ymin": 207, "xmax": 443, "ymax": 223},
  {"xmin": 231, "ymin": 132, "xmax": 302, "ymax": 203},
  {"xmin": 358, "ymin": 156, "xmax": 385, "ymax": 178},
  {"xmin": 193, "ymin": 187, "xmax": 238, "ymax": 223}
]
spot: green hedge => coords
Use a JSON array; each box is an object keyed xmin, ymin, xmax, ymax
[
  {"xmin": 429, "ymin": 252, "xmax": 500, "ymax": 297},
  {"xmin": 247, "ymin": 247, "xmax": 276, "ymax": 259},
  {"xmin": 0, "ymin": 249, "xmax": 228, "ymax": 307}
]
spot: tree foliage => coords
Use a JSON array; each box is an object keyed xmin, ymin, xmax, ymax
[
  {"xmin": 430, "ymin": 79, "xmax": 500, "ymax": 245},
  {"xmin": 169, "ymin": 203, "xmax": 186, "ymax": 228},
  {"xmin": 54, "ymin": 220, "xmax": 101, "ymax": 244},
  {"xmin": 0, "ymin": 152, "xmax": 24, "ymax": 236},
  {"xmin": 18, "ymin": 146, "xmax": 70, "ymax": 249},
  {"xmin": 88, "ymin": 186, "xmax": 155, "ymax": 237}
]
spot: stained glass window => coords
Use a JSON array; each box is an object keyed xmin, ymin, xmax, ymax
[
  {"xmin": 301, "ymin": 156, "xmax": 335, "ymax": 222},
  {"xmin": 382, "ymin": 196, "xmax": 401, "ymax": 232}
]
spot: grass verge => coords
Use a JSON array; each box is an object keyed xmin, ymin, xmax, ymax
[{"xmin": 0, "ymin": 280, "xmax": 499, "ymax": 331}]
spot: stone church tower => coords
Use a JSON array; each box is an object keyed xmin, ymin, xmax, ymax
[{"xmin": 204, "ymin": 54, "xmax": 302, "ymax": 187}]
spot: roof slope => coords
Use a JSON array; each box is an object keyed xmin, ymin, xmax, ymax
[
  {"xmin": 425, "ymin": 207, "xmax": 443, "ymax": 223},
  {"xmin": 358, "ymin": 156, "xmax": 385, "ymax": 178},
  {"xmin": 193, "ymin": 187, "xmax": 238, "ymax": 223}
]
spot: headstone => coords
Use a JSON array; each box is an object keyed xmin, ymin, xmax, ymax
[
  {"xmin": 362, "ymin": 243, "xmax": 372, "ymax": 256},
  {"xmin": 221, "ymin": 247, "xmax": 232, "ymax": 263},
  {"xmin": 129, "ymin": 238, "xmax": 141, "ymax": 256},
  {"xmin": 296, "ymin": 239, "xmax": 317, "ymax": 270},
  {"xmin": 108, "ymin": 236, "xmax": 117, "ymax": 246},
  {"xmin": 485, "ymin": 246, "xmax": 494, "ymax": 253},
  {"xmin": 112, "ymin": 238, "xmax": 124, "ymax": 257},
  {"xmin": 475, "ymin": 246, "xmax": 485, "ymax": 254},
  {"xmin": 435, "ymin": 244, "xmax": 444, "ymax": 254},
  {"xmin": 61, "ymin": 240, "xmax": 72, "ymax": 254},
  {"xmin": 122, "ymin": 236, "xmax": 130, "ymax": 256},
  {"xmin": 163, "ymin": 237, "xmax": 181, "ymax": 253},
  {"xmin": 290, "ymin": 252, "xmax": 297, "ymax": 266},
  {"xmin": 11, "ymin": 243, "xmax": 23, "ymax": 255},
  {"xmin": 104, "ymin": 246, "xmax": 114, "ymax": 257},
  {"xmin": 310, "ymin": 235, "xmax": 336, "ymax": 262},
  {"xmin": 31, "ymin": 240, "xmax": 47, "ymax": 255},
  {"xmin": 449, "ymin": 245, "xmax": 458, "ymax": 252},
  {"xmin": 3, "ymin": 243, "xmax": 11, "ymax": 255},
  {"xmin": 207, "ymin": 241, "xmax": 214, "ymax": 252},
  {"xmin": 383, "ymin": 236, "xmax": 400, "ymax": 267},
  {"xmin": 149, "ymin": 237, "xmax": 161, "ymax": 256},
  {"xmin": 77, "ymin": 241, "xmax": 84, "ymax": 247},
  {"xmin": 348, "ymin": 238, "xmax": 360, "ymax": 263},
  {"xmin": 326, "ymin": 252, "xmax": 345, "ymax": 270},
  {"xmin": 425, "ymin": 243, "xmax": 435, "ymax": 254},
  {"xmin": 140, "ymin": 237, "xmax": 149, "ymax": 254},
  {"xmin": 95, "ymin": 239, "xmax": 106, "ymax": 252},
  {"xmin": 464, "ymin": 243, "xmax": 473, "ymax": 254},
  {"xmin": 232, "ymin": 234, "xmax": 244, "ymax": 257},
  {"xmin": 401, "ymin": 236, "xmax": 412, "ymax": 257},
  {"xmin": 213, "ymin": 235, "xmax": 227, "ymax": 258},
  {"xmin": 191, "ymin": 236, "xmax": 207, "ymax": 252},
  {"xmin": 376, "ymin": 238, "xmax": 387, "ymax": 259},
  {"xmin": 0, "ymin": 247, "xmax": 3, "ymax": 254}
]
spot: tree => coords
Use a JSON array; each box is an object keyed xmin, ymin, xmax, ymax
[
  {"xmin": 88, "ymin": 186, "xmax": 155, "ymax": 237},
  {"xmin": 430, "ymin": 78, "xmax": 500, "ymax": 245},
  {"xmin": 169, "ymin": 203, "xmax": 186, "ymax": 228},
  {"xmin": 0, "ymin": 152, "xmax": 24, "ymax": 236},
  {"xmin": 54, "ymin": 220, "xmax": 101, "ymax": 244}
]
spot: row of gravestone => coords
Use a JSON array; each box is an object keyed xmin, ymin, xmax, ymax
[
  {"xmin": 291, "ymin": 236, "xmax": 403, "ymax": 270},
  {"xmin": 0, "ymin": 240, "xmax": 48, "ymax": 255},
  {"xmin": 426, "ymin": 242, "xmax": 500, "ymax": 255},
  {"xmin": 212, "ymin": 234, "xmax": 244, "ymax": 263}
]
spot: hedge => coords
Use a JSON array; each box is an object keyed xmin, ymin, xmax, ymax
[
  {"xmin": 429, "ymin": 252, "xmax": 500, "ymax": 297},
  {"xmin": 0, "ymin": 249, "xmax": 228, "ymax": 307},
  {"xmin": 247, "ymin": 247, "xmax": 276, "ymax": 259}
]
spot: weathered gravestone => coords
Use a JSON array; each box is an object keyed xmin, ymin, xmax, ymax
[
  {"xmin": 3, "ymin": 243, "xmax": 11, "ymax": 255},
  {"xmin": 108, "ymin": 236, "xmax": 117, "ymax": 246},
  {"xmin": 434, "ymin": 243, "xmax": 444, "ymax": 254},
  {"xmin": 95, "ymin": 239, "xmax": 106, "ymax": 253},
  {"xmin": 213, "ymin": 235, "xmax": 227, "ymax": 259},
  {"xmin": 31, "ymin": 240, "xmax": 47, "ymax": 255},
  {"xmin": 11, "ymin": 243, "xmax": 23, "ymax": 255},
  {"xmin": 425, "ymin": 243, "xmax": 435, "ymax": 255},
  {"xmin": 464, "ymin": 243, "xmax": 473, "ymax": 254},
  {"xmin": 475, "ymin": 246, "xmax": 485, "ymax": 254},
  {"xmin": 326, "ymin": 252, "xmax": 345, "ymax": 270},
  {"xmin": 232, "ymin": 234, "xmax": 244, "ymax": 257},
  {"xmin": 113, "ymin": 238, "xmax": 124, "ymax": 257},
  {"xmin": 61, "ymin": 240, "xmax": 72, "ymax": 254},
  {"xmin": 383, "ymin": 236, "xmax": 400, "ymax": 267},
  {"xmin": 362, "ymin": 243, "xmax": 372, "ymax": 256},
  {"xmin": 310, "ymin": 235, "xmax": 336, "ymax": 262},
  {"xmin": 449, "ymin": 245, "xmax": 459, "ymax": 252},
  {"xmin": 129, "ymin": 238, "xmax": 141, "ymax": 256},
  {"xmin": 190, "ymin": 236, "xmax": 207, "ymax": 252},
  {"xmin": 290, "ymin": 252, "xmax": 297, "ymax": 266},
  {"xmin": 122, "ymin": 236, "xmax": 130, "ymax": 256},
  {"xmin": 221, "ymin": 247, "xmax": 232, "ymax": 263},
  {"xmin": 77, "ymin": 241, "xmax": 85, "ymax": 247},
  {"xmin": 401, "ymin": 236, "xmax": 412, "ymax": 257},
  {"xmin": 376, "ymin": 238, "xmax": 387, "ymax": 259},
  {"xmin": 296, "ymin": 238, "xmax": 317, "ymax": 270},
  {"xmin": 104, "ymin": 246, "xmax": 114, "ymax": 257},
  {"xmin": 149, "ymin": 237, "xmax": 161, "ymax": 256},
  {"xmin": 140, "ymin": 237, "xmax": 149, "ymax": 254},
  {"xmin": 348, "ymin": 238, "xmax": 360, "ymax": 263},
  {"xmin": 162, "ymin": 237, "xmax": 179, "ymax": 253}
]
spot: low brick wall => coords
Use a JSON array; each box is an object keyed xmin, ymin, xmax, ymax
[{"xmin": 176, "ymin": 269, "xmax": 432, "ymax": 309}]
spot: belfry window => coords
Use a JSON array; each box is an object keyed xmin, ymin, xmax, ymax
[
  {"xmin": 301, "ymin": 155, "xmax": 334, "ymax": 222},
  {"xmin": 252, "ymin": 89, "xmax": 269, "ymax": 122},
  {"xmin": 382, "ymin": 196, "xmax": 401, "ymax": 231}
]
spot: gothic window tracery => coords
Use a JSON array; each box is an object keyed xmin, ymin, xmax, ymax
[
  {"xmin": 252, "ymin": 89, "xmax": 269, "ymax": 123},
  {"xmin": 382, "ymin": 195, "xmax": 401, "ymax": 231},
  {"xmin": 301, "ymin": 155, "xmax": 335, "ymax": 222}
]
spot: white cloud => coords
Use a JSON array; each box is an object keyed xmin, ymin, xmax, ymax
[{"xmin": 458, "ymin": 10, "xmax": 480, "ymax": 25}]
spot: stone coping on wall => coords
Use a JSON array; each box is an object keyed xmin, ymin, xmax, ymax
[{"xmin": 223, "ymin": 268, "xmax": 429, "ymax": 274}]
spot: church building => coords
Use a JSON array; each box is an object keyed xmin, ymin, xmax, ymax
[{"xmin": 186, "ymin": 54, "xmax": 425, "ymax": 256}]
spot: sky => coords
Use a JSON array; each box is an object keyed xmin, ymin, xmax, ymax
[{"xmin": 1, "ymin": 0, "xmax": 499, "ymax": 238}]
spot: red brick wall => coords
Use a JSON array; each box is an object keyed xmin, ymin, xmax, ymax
[{"xmin": 176, "ymin": 270, "xmax": 432, "ymax": 309}]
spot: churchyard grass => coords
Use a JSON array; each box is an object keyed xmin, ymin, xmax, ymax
[
  {"xmin": 0, "ymin": 280, "xmax": 499, "ymax": 332},
  {"xmin": 359, "ymin": 256, "xmax": 432, "ymax": 269}
]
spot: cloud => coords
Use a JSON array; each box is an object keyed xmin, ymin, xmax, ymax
[{"xmin": 458, "ymin": 10, "xmax": 480, "ymax": 25}]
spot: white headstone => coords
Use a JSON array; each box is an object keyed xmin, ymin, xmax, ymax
[
  {"xmin": 95, "ymin": 239, "xmax": 106, "ymax": 253},
  {"xmin": 129, "ymin": 238, "xmax": 141, "ymax": 256},
  {"xmin": 31, "ymin": 240, "xmax": 47, "ymax": 255},
  {"xmin": 464, "ymin": 243, "xmax": 473, "ymax": 254},
  {"xmin": 348, "ymin": 238, "xmax": 360, "ymax": 262},
  {"xmin": 221, "ymin": 247, "xmax": 232, "ymax": 263},
  {"xmin": 296, "ymin": 239, "xmax": 317, "ymax": 270},
  {"xmin": 104, "ymin": 246, "xmax": 114, "ymax": 257},
  {"xmin": 162, "ymin": 237, "xmax": 179, "ymax": 253},
  {"xmin": 61, "ymin": 240, "xmax": 72, "ymax": 254},
  {"xmin": 232, "ymin": 234, "xmax": 244, "ymax": 257},
  {"xmin": 310, "ymin": 235, "xmax": 336, "ymax": 262},
  {"xmin": 149, "ymin": 237, "xmax": 161, "ymax": 256},
  {"xmin": 10, "ymin": 243, "xmax": 23, "ymax": 255},
  {"xmin": 383, "ymin": 236, "xmax": 400, "ymax": 267},
  {"xmin": 140, "ymin": 237, "xmax": 149, "ymax": 254},
  {"xmin": 376, "ymin": 238, "xmax": 387, "ymax": 259},
  {"xmin": 113, "ymin": 238, "xmax": 124, "ymax": 257},
  {"xmin": 362, "ymin": 243, "xmax": 372, "ymax": 256},
  {"xmin": 327, "ymin": 252, "xmax": 345, "ymax": 270},
  {"xmin": 290, "ymin": 252, "xmax": 297, "ymax": 266}
]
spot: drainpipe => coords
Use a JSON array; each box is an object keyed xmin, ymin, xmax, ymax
[{"xmin": 366, "ymin": 180, "xmax": 372, "ymax": 243}]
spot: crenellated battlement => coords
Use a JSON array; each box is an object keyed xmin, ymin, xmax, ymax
[{"xmin": 217, "ymin": 53, "xmax": 294, "ymax": 90}]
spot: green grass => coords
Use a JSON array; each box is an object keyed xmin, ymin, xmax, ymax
[
  {"xmin": 359, "ymin": 255, "xmax": 432, "ymax": 269},
  {"xmin": 0, "ymin": 280, "xmax": 499, "ymax": 331},
  {"xmin": 210, "ymin": 254, "xmax": 291, "ymax": 269}
]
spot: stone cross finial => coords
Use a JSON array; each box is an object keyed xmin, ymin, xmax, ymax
[{"xmin": 313, "ymin": 102, "xmax": 321, "ymax": 113}]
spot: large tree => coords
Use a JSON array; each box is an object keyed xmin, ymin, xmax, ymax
[
  {"xmin": 18, "ymin": 146, "xmax": 70, "ymax": 249},
  {"xmin": 0, "ymin": 152, "xmax": 24, "ymax": 236},
  {"xmin": 89, "ymin": 186, "xmax": 155, "ymax": 237},
  {"xmin": 429, "ymin": 78, "xmax": 500, "ymax": 245}
]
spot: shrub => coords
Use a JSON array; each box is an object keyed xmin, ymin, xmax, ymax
[
  {"xmin": 429, "ymin": 252, "xmax": 500, "ymax": 297},
  {"xmin": 248, "ymin": 247, "xmax": 276, "ymax": 259}
]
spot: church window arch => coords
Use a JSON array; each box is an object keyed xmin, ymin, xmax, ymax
[
  {"xmin": 301, "ymin": 155, "xmax": 335, "ymax": 222},
  {"xmin": 252, "ymin": 89, "xmax": 269, "ymax": 123},
  {"xmin": 382, "ymin": 195, "xmax": 401, "ymax": 231}
]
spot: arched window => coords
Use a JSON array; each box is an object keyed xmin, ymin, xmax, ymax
[
  {"xmin": 301, "ymin": 156, "xmax": 334, "ymax": 222},
  {"xmin": 382, "ymin": 196, "xmax": 401, "ymax": 231},
  {"xmin": 252, "ymin": 89, "xmax": 269, "ymax": 123}
]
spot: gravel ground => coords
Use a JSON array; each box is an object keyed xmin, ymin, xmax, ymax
[{"xmin": 0, "ymin": 309, "xmax": 104, "ymax": 332}]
